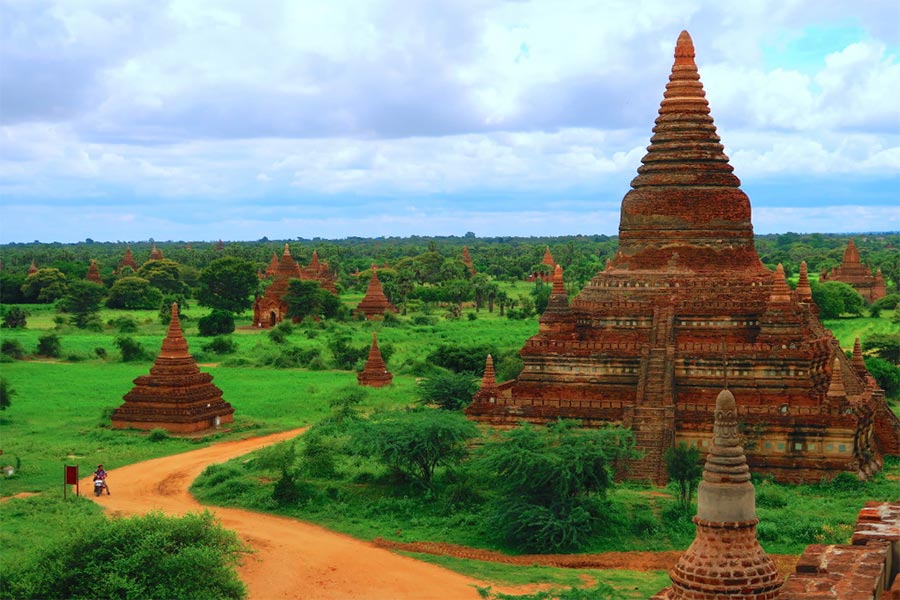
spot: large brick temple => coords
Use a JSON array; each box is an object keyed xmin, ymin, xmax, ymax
[{"xmin": 467, "ymin": 31, "xmax": 900, "ymax": 484}]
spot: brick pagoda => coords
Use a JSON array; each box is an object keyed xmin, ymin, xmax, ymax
[
  {"xmin": 467, "ymin": 30, "xmax": 900, "ymax": 484},
  {"xmin": 148, "ymin": 244, "xmax": 163, "ymax": 260},
  {"xmin": 298, "ymin": 249, "xmax": 338, "ymax": 294},
  {"xmin": 27, "ymin": 260, "xmax": 37, "ymax": 276},
  {"xmin": 357, "ymin": 332, "xmax": 393, "ymax": 387},
  {"xmin": 253, "ymin": 244, "xmax": 299, "ymax": 327},
  {"xmin": 653, "ymin": 389, "xmax": 783, "ymax": 599},
  {"xmin": 112, "ymin": 303, "xmax": 234, "ymax": 433},
  {"xmin": 528, "ymin": 246, "xmax": 555, "ymax": 282},
  {"xmin": 821, "ymin": 239, "xmax": 887, "ymax": 302},
  {"xmin": 116, "ymin": 246, "xmax": 139, "ymax": 274},
  {"xmin": 86, "ymin": 259, "xmax": 103, "ymax": 284},
  {"xmin": 355, "ymin": 266, "xmax": 396, "ymax": 320}
]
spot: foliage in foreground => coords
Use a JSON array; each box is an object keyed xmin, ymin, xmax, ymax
[
  {"xmin": 477, "ymin": 421, "xmax": 637, "ymax": 553},
  {"xmin": 1, "ymin": 510, "xmax": 247, "ymax": 600}
]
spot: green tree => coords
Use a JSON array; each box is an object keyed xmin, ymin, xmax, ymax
[
  {"xmin": 862, "ymin": 333, "xmax": 900, "ymax": 363},
  {"xmin": 58, "ymin": 280, "xmax": 106, "ymax": 328},
  {"xmin": 20, "ymin": 268, "xmax": 68, "ymax": 303},
  {"xmin": 137, "ymin": 259, "xmax": 188, "ymax": 294},
  {"xmin": 811, "ymin": 281, "xmax": 865, "ymax": 318},
  {"xmin": 106, "ymin": 277, "xmax": 164, "ymax": 309},
  {"xmin": 417, "ymin": 369, "xmax": 479, "ymax": 410},
  {"xmin": 197, "ymin": 257, "xmax": 258, "ymax": 313},
  {"xmin": 198, "ymin": 310, "xmax": 236, "ymax": 336},
  {"xmin": 283, "ymin": 280, "xmax": 341, "ymax": 322},
  {"xmin": 350, "ymin": 409, "xmax": 478, "ymax": 489},
  {"xmin": 114, "ymin": 336, "xmax": 148, "ymax": 362},
  {"xmin": 478, "ymin": 420, "xmax": 636, "ymax": 552},
  {"xmin": 865, "ymin": 357, "xmax": 900, "ymax": 398},
  {"xmin": 0, "ymin": 378, "xmax": 13, "ymax": 410},
  {"xmin": 0, "ymin": 272, "xmax": 27, "ymax": 303},
  {"xmin": 665, "ymin": 442, "xmax": 703, "ymax": 511},
  {"xmin": 3, "ymin": 511, "xmax": 247, "ymax": 600}
]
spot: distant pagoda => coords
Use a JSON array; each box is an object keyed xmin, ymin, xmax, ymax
[
  {"xmin": 467, "ymin": 30, "xmax": 899, "ymax": 484},
  {"xmin": 355, "ymin": 266, "xmax": 396, "ymax": 320},
  {"xmin": 86, "ymin": 260, "xmax": 103, "ymax": 284},
  {"xmin": 821, "ymin": 239, "xmax": 887, "ymax": 302},
  {"xmin": 253, "ymin": 244, "xmax": 300, "ymax": 327},
  {"xmin": 148, "ymin": 244, "xmax": 163, "ymax": 261},
  {"xmin": 298, "ymin": 249, "xmax": 338, "ymax": 294},
  {"xmin": 462, "ymin": 246, "xmax": 476, "ymax": 275},
  {"xmin": 116, "ymin": 246, "xmax": 139, "ymax": 273},
  {"xmin": 112, "ymin": 303, "xmax": 234, "ymax": 433},
  {"xmin": 357, "ymin": 332, "xmax": 393, "ymax": 387}
]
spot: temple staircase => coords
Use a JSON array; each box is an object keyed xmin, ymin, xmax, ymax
[{"xmin": 626, "ymin": 306, "xmax": 676, "ymax": 484}]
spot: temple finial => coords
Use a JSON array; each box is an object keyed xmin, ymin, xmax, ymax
[{"xmin": 674, "ymin": 30, "xmax": 695, "ymax": 66}]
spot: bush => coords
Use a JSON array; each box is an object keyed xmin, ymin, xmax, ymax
[
  {"xmin": 871, "ymin": 293, "xmax": 900, "ymax": 311},
  {"xmin": 1, "ymin": 339, "xmax": 25, "ymax": 359},
  {"xmin": 147, "ymin": 428, "xmax": 169, "ymax": 442},
  {"xmin": 865, "ymin": 357, "xmax": 900, "ymax": 398},
  {"xmin": 36, "ymin": 333, "xmax": 62, "ymax": 358},
  {"xmin": 106, "ymin": 276, "xmax": 164, "ymax": 309},
  {"xmin": 0, "ymin": 378, "xmax": 14, "ymax": 410},
  {"xmin": 108, "ymin": 316, "xmax": 138, "ymax": 333},
  {"xmin": 427, "ymin": 343, "xmax": 495, "ymax": 373},
  {"xmin": 115, "ymin": 336, "xmax": 148, "ymax": 362},
  {"xmin": 1, "ymin": 306, "xmax": 28, "ymax": 328},
  {"xmin": 198, "ymin": 310, "xmax": 235, "ymax": 336},
  {"xmin": 94, "ymin": 347, "xmax": 107, "ymax": 359},
  {"xmin": 328, "ymin": 336, "xmax": 367, "ymax": 370},
  {"xmin": 268, "ymin": 322, "xmax": 293, "ymax": 344},
  {"xmin": 202, "ymin": 336, "xmax": 238, "ymax": 355},
  {"xmin": 2, "ymin": 511, "xmax": 247, "ymax": 600},
  {"xmin": 417, "ymin": 369, "xmax": 479, "ymax": 410}
]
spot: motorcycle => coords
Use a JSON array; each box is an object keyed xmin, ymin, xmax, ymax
[{"xmin": 94, "ymin": 478, "xmax": 107, "ymax": 496}]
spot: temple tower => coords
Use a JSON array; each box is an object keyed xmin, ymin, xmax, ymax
[
  {"xmin": 355, "ymin": 266, "xmax": 396, "ymax": 320},
  {"xmin": 466, "ymin": 30, "xmax": 899, "ymax": 484},
  {"xmin": 821, "ymin": 239, "xmax": 886, "ymax": 302},
  {"xmin": 117, "ymin": 246, "xmax": 138, "ymax": 273},
  {"xmin": 253, "ymin": 244, "xmax": 300, "ymax": 327},
  {"xmin": 357, "ymin": 332, "xmax": 393, "ymax": 387},
  {"xmin": 86, "ymin": 260, "xmax": 103, "ymax": 284},
  {"xmin": 112, "ymin": 303, "xmax": 234, "ymax": 433}
]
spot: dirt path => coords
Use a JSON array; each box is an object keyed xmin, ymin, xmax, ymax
[{"xmin": 81, "ymin": 429, "xmax": 488, "ymax": 600}]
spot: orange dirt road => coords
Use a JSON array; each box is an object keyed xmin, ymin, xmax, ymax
[{"xmin": 81, "ymin": 429, "xmax": 487, "ymax": 600}]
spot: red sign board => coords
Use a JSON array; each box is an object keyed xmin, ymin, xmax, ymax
[{"xmin": 64, "ymin": 465, "xmax": 78, "ymax": 485}]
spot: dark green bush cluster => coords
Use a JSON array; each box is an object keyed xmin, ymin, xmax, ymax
[
  {"xmin": 107, "ymin": 316, "xmax": 138, "ymax": 333},
  {"xmin": 2, "ymin": 510, "xmax": 248, "ymax": 600},
  {"xmin": 36, "ymin": 333, "xmax": 62, "ymax": 358},
  {"xmin": 201, "ymin": 336, "xmax": 238, "ymax": 355},
  {"xmin": 198, "ymin": 309, "xmax": 235, "ymax": 336},
  {"xmin": 1, "ymin": 339, "xmax": 25, "ymax": 360},
  {"xmin": 114, "ymin": 336, "xmax": 148, "ymax": 362},
  {"xmin": 1, "ymin": 306, "xmax": 28, "ymax": 329}
]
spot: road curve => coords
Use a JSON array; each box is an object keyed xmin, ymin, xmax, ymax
[{"xmin": 81, "ymin": 429, "xmax": 486, "ymax": 600}]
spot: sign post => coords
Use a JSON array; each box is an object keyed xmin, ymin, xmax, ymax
[{"xmin": 64, "ymin": 465, "xmax": 79, "ymax": 498}]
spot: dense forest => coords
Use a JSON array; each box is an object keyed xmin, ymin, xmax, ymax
[{"xmin": 2, "ymin": 233, "xmax": 898, "ymax": 300}]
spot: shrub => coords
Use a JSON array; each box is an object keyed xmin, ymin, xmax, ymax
[
  {"xmin": 106, "ymin": 276, "xmax": 163, "ymax": 309},
  {"xmin": 268, "ymin": 322, "xmax": 293, "ymax": 344},
  {"xmin": 0, "ymin": 378, "xmax": 14, "ymax": 410},
  {"xmin": 114, "ymin": 336, "xmax": 148, "ymax": 362},
  {"xmin": 94, "ymin": 347, "xmax": 107, "ymax": 359},
  {"xmin": 665, "ymin": 442, "xmax": 703, "ymax": 511},
  {"xmin": 328, "ymin": 336, "xmax": 367, "ymax": 370},
  {"xmin": 108, "ymin": 316, "xmax": 138, "ymax": 333},
  {"xmin": 865, "ymin": 357, "xmax": 900, "ymax": 398},
  {"xmin": 202, "ymin": 336, "xmax": 238, "ymax": 355},
  {"xmin": 427, "ymin": 343, "xmax": 495, "ymax": 373},
  {"xmin": 417, "ymin": 369, "xmax": 479, "ymax": 410},
  {"xmin": 1, "ymin": 339, "xmax": 25, "ymax": 359},
  {"xmin": 147, "ymin": 428, "xmax": 169, "ymax": 442},
  {"xmin": 198, "ymin": 310, "xmax": 235, "ymax": 336},
  {"xmin": 2, "ymin": 511, "xmax": 247, "ymax": 600},
  {"xmin": 36, "ymin": 333, "xmax": 62, "ymax": 358},
  {"xmin": 871, "ymin": 293, "xmax": 900, "ymax": 311},
  {"xmin": 1, "ymin": 306, "xmax": 28, "ymax": 328}
]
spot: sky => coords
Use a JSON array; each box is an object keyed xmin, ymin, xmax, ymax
[{"xmin": 1, "ymin": 0, "xmax": 898, "ymax": 243}]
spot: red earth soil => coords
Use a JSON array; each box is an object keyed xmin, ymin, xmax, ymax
[{"xmin": 80, "ymin": 429, "xmax": 799, "ymax": 598}]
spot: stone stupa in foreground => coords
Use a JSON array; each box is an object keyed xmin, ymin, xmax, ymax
[
  {"xmin": 112, "ymin": 303, "xmax": 234, "ymax": 433},
  {"xmin": 467, "ymin": 30, "xmax": 899, "ymax": 484}
]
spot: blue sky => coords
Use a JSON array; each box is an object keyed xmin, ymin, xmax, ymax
[{"xmin": 1, "ymin": 0, "xmax": 898, "ymax": 243}]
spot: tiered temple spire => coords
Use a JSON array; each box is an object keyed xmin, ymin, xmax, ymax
[
  {"xmin": 148, "ymin": 244, "xmax": 163, "ymax": 260},
  {"xmin": 357, "ymin": 332, "xmax": 393, "ymax": 387},
  {"xmin": 355, "ymin": 266, "xmax": 396, "ymax": 320},
  {"xmin": 112, "ymin": 303, "xmax": 234, "ymax": 433},
  {"xmin": 472, "ymin": 354, "xmax": 499, "ymax": 405},
  {"xmin": 86, "ymin": 259, "xmax": 103, "ymax": 284},
  {"xmin": 821, "ymin": 238, "xmax": 886, "ymax": 302},
  {"xmin": 117, "ymin": 246, "xmax": 139, "ymax": 273}
]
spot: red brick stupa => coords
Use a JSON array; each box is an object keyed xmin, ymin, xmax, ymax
[
  {"xmin": 355, "ymin": 266, "xmax": 396, "ymax": 320},
  {"xmin": 654, "ymin": 389, "xmax": 783, "ymax": 599},
  {"xmin": 253, "ymin": 244, "xmax": 299, "ymax": 327},
  {"xmin": 528, "ymin": 247, "xmax": 556, "ymax": 282},
  {"xmin": 821, "ymin": 239, "xmax": 887, "ymax": 302},
  {"xmin": 357, "ymin": 332, "xmax": 393, "ymax": 387},
  {"xmin": 265, "ymin": 252, "xmax": 279, "ymax": 277},
  {"xmin": 116, "ymin": 246, "xmax": 139, "ymax": 273},
  {"xmin": 27, "ymin": 260, "xmax": 38, "ymax": 276},
  {"xmin": 148, "ymin": 244, "xmax": 163, "ymax": 261},
  {"xmin": 86, "ymin": 260, "xmax": 103, "ymax": 284},
  {"xmin": 472, "ymin": 354, "xmax": 499, "ymax": 405},
  {"xmin": 112, "ymin": 303, "xmax": 234, "ymax": 433},
  {"xmin": 298, "ymin": 250, "xmax": 339, "ymax": 294},
  {"xmin": 467, "ymin": 30, "xmax": 900, "ymax": 484}
]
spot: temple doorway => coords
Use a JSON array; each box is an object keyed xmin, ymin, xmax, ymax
[{"xmin": 269, "ymin": 311, "xmax": 277, "ymax": 327}]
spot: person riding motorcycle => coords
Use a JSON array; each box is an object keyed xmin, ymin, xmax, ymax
[{"xmin": 93, "ymin": 464, "xmax": 110, "ymax": 495}]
